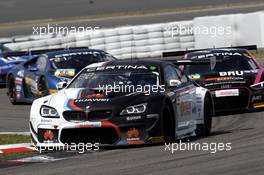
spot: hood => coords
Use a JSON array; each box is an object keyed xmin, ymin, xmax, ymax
[{"xmin": 48, "ymin": 88, "xmax": 161, "ymax": 112}]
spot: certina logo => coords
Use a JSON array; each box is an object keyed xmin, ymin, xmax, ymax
[
  {"xmin": 87, "ymin": 65, "xmax": 148, "ymax": 72},
  {"xmin": 197, "ymin": 52, "xmax": 242, "ymax": 59},
  {"xmin": 219, "ymin": 71, "xmax": 244, "ymax": 76},
  {"xmin": 54, "ymin": 51, "xmax": 99, "ymax": 58},
  {"xmin": 75, "ymin": 98, "xmax": 109, "ymax": 102}
]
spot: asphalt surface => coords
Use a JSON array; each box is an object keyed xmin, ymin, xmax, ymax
[
  {"xmin": 1, "ymin": 1, "xmax": 264, "ymax": 174},
  {"xmin": 1, "ymin": 1, "xmax": 264, "ymax": 37},
  {"xmin": 0, "ymin": 0, "xmax": 261, "ymax": 23},
  {"xmin": 1, "ymin": 110, "xmax": 264, "ymax": 175},
  {"xmin": 0, "ymin": 88, "xmax": 30, "ymax": 132}
]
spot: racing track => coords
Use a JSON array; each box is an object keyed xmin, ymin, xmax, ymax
[
  {"xmin": 0, "ymin": 0, "xmax": 262, "ymax": 23},
  {"xmin": 1, "ymin": 108, "xmax": 264, "ymax": 174},
  {"xmin": 1, "ymin": 1, "xmax": 264, "ymax": 174},
  {"xmin": 0, "ymin": 85, "xmax": 264, "ymax": 174}
]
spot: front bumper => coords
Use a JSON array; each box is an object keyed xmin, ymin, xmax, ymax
[
  {"xmin": 211, "ymin": 87, "xmax": 264, "ymax": 112},
  {"xmin": 30, "ymin": 113, "xmax": 163, "ymax": 148}
]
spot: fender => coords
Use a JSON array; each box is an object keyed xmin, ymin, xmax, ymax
[{"xmin": 195, "ymin": 87, "xmax": 215, "ymax": 124}]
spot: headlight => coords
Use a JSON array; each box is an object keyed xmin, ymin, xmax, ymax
[
  {"xmin": 120, "ymin": 103, "xmax": 147, "ymax": 115},
  {"xmin": 40, "ymin": 105, "xmax": 59, "ymax": 118}
]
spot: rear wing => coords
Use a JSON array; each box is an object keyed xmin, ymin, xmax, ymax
[
  {"xmin": 162, "ymin": 45, "xmax": 257, "ymax": 57},
  {"xmin": 0, "ymin": 47, "xmax": 89, "ymax": 58},
  {"xmin": 166, "ymin": 59, "xmax": 211, "ymax": 65}
]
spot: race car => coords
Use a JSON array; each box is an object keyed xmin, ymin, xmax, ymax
[
  {"xmin": 30, "ymin": 59, "xmax": 214, "ymax": 148},
  {"xmin": 0, "ymin": 52, "xmax": 32, "ymax": 85},
  {"xmin": 7, "ymin": 48, "xmax": 116, "ymax": 104},
  {"xmin": 171, "ymin": 46, "xmax": 264, "ymax": 112},
  {"xmin": 0, "ymin": 47, "xmax": 81, "ymax": 85}
]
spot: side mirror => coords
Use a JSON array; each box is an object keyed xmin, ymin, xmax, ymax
[
  {"xmin": 56, "ymin": 81, "xmax": 68, "ymax": 90},
  {"xmin": 169, "ymin": 80, "xmax": 181, "ymax": 87},
  {"xmin": 29, "ymin": 67, "xmax": 38, "ymax": 72}
]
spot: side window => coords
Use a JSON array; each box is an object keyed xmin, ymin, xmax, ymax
[
  {"xmin": 175, "ymin": 67, "xmax": 188, "ymax": 83},
  {"xmin": 164, "ymin": 65, "xmax": 180, "ymax": 85},
  {"xmin": 36, "ymin": 56, "xmax": 47, "ymax": 72}
]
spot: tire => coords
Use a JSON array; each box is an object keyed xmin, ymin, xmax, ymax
[
  {"xmin": 38, "ymin": 77, "xmax": 49, "ymax": 97},
  {"xmin": 162, "ymin": 105, "xmax": 175, "ymax": 143},
  {"xmin": 7, "ymin": 75, "xmax": 18, "ymax": 104},
  {"xmin": 195, "ymin": 96, "xmax": 212, "ymax": 137}
]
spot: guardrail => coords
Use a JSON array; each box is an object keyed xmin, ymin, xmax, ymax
[{"xmin": 1, "ymin": 11, "xmax": 264, "ymax": 59}]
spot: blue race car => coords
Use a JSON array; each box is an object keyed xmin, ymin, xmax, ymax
[
  {"xmin": 0, "ymin": 47, "xmax": 86, "ymax": 85},
  {"xmin": 0, "ymin": 51, "xmax": 33, "ymax": 85},
  {"xmin": 6, "ymin": 48, "xmax": 116, "ymax": 104}
]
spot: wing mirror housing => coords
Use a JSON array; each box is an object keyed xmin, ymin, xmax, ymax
[
  {"xmin": 169, "ymin": 79, "xmax": 182, "ymax": 87},
  {"xmin": 56, "ymin": 81, "xmax": 68, "ymax": 90}
]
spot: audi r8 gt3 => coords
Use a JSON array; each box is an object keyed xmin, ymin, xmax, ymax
[
  {"xmin": 30, "ymin": 59, "xmax": 214, "ymax": 148},
  {"xmin": 182, "ymin": 47, "xmax": 264, "ymax": 112},
  {"xmin": 7, "ymin": 48, "xmax": 116, "ymax": 104}
]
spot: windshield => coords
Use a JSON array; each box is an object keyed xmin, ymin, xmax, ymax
[
  {"xmin": 51, "ymin": 52, "xmax": 115, "ymax": 72},
  {"xmin": 184, "ymin": 53, "xmax": 258, "ymax": 75},
  {"xmin": 68, "ymin": 70, "xmax": 159, "ymax": 89}
]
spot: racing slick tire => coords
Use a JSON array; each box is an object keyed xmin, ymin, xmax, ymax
[
  {"xmin": 195, "ymin": 96, "xmax": 212, "ymax": 137},
  {"xmin": 162, "ymin": 104, "xmax": 175, "ymax": 143},
  {"xmin": 38, "ymin": 77, "xmax": 49, "ymax": 97},
  {"xmin": 7, "ymin": 75, "xmax": 18, "ymax": 104}
]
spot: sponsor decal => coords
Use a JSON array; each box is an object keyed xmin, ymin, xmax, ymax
[
  {"xmin": 215, "ymin": 89, "xmax": 239, "ymax": 97},
  {"xmin": 149, "ymin": 136, "xmax": 164, "ymax": 144},
  {"xmin": 41, "ymin": 119, "xmax": 53, "ymax": 123},
  {"xmin": 86, "ymin": 65, "xmax": 148, "ymax": 72},
  {"xmin": 54, "ymin": 69, "xmax": 75, "ymax": 77},
  {"xmin": 252, "ymin": 95, "xmax": 262, "ymax": 102},
  {"xmin": 206, "ymin": 76, "xmax": 243, "ymax": 81},
  {"xmin": 79, "ymin": 121, "xmax": 101, "ymax": 128},
  {"xmin": 127, "ymin": 128, "xmax": 140, "ymax": 138},
  {"xmin": 253, "ymin": 102, "xmax": 264, "ymax": 108},
  {"xmin": 126, "ymin": 116, "xmax": 141, "ymax": 121},
  {"xmin": 43, "ymin": 130, "xmax": 54, "ymax": 141},
  {"xmin": 16, "ymin": 85, "xmax": 22, "ymax": 92},
  {"xmin": 49, "ymin": 89, "xmax": 58, "ymax": 94},
  {"xmin": 189, "ymin": 74, "xmax": 201, "ymax": 80},
  {"xmin": 15, "ymin": 77, "xmax": 23, "ymax": 85},
  {"xmin": 74, "ymin": 98, "xmax": 109, "ymax": 103},
  {"xmin": 17, "ymin": 70, "xmax": 25, "ymax": 77},
  {"xmin": 53, "ymin": 51, "xmax": 99, "ymax": 58},
  {"xmin": 86, "ymin": 93, "xmax": 105, "ymax": 99},
  {"xmin": 180, "ymin": 102, "xmax": 192, "ymax": 115},
  {"xmin": 219, "ymin": 71, "xmax": 244, "ymax": 77},
  {"xmin": 196, "ymin": 52, "xmax": 242, "ymax": 59}
]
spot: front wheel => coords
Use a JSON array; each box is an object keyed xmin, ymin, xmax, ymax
[
  {"xmin": 162, "ymin": 105, "xmax": 175, "ymax": 143},
  {"xmin": 38, "ymin": 77, "xmax": 49, "ymax": 97},
  {"xmin": 7, "ymin": 75, "xmax": 18, "ymax": 104},
  {"xmin": 195, "ymin": 96, "xmax": 212, "ymax": 137}
]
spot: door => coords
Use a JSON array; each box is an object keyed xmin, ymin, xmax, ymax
[
  {"xmin": 164, "ymin": 65, "xmax": 197, "ymax": 136},
  {"xmin": 24, "ymin": 55, "xmax": 48, "ymax": 97}
]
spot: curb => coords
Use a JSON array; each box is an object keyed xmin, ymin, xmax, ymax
[
  {"xmin": 0, "ymin": 132, "xmax": 30, "ymax": 136},
  {"xmin": 0, "ymin": 143, "xmax": 36, "ymax": 154}
]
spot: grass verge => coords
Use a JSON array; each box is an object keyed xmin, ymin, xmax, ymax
[
  {"xmin": 0, "ymin": 134, "xmax": 31, "ymax": 145},
  {"xmin": 251, "ymin": 50, "xmax": 264, "ymax": 59}
]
